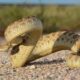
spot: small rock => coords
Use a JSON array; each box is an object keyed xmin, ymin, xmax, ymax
[{"xmin": 29, "ymin": 65, "xmax": 36, "ymax": 69}]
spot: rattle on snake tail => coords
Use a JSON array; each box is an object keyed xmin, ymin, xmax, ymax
[{"xmin": 0, "ymin": 16, "xmax": 80, "ymax": 68}]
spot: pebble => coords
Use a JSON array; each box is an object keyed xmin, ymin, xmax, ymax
[{"xmin": 29, "ymin": 65, "xmax": 36, "ymax": 69}]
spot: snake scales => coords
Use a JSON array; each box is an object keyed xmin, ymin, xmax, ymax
[{"xmin": 0, "ymin": 16, "xmax": 80, "ymax": 68}]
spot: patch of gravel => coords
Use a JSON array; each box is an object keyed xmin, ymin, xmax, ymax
[
  {"xmin": 0, "ymin": 37, "xmax": 80, "ymax": 80},
  {"xmin": 0, "ymin": 50, "xmax": 80, "ymax": 80}
]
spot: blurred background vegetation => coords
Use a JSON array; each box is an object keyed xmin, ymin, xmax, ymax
[{"xmin": 0, "ymin": 4, "xmax": 80, "ymax": 36}]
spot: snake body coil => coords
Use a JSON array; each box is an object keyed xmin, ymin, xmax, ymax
[
  {"xmin": 4, "ymin": 16, "xmax": 43, "ymax": 68},
  {"xmin": 0, "ymin": 16, "xmax": 80, "ymax": 68}
]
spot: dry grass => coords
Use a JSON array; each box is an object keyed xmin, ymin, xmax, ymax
[{"xmin": 0, "ymin": 5, "xmax": 80, "ymax": 34}]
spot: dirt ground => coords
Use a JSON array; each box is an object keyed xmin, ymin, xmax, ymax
[{"xmin": 0, "ymin": 37, "xmax": 80, "ymax": 80}]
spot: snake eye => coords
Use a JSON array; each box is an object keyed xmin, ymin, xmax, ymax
[
  {"xmin": 22, "ymin": 36, "xmax": 28, "ymax": 43},
  {"xmin": 21, "ymin": 34, "xmax": 29, "ymax": 44}
]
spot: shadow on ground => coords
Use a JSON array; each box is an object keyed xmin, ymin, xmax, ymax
[{"xmin": 26, "ymin": 59, "xmax": 65, "ymax": 66}]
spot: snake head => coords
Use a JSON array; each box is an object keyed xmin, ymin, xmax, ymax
[{"xmin": 4, "ymin": 16, "xmax": 43, "ymax": 49}]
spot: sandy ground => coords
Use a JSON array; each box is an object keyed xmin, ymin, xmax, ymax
[
  {"xmin": 0, "ymin": 50, "xmax": 80, "ymax": 80},
  {"xmin": 0, "ymin": 37, "xmax": 80, "ymax": 80}
]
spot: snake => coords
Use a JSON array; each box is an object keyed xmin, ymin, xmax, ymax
[{"xmin": 0, "ymin": 16, "xmax": 80, "ymax": 68}]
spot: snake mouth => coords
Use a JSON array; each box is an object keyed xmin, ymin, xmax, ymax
[
  {"xmin": 10, "ymin": 33, "xmax": 30, "ymax": 55},
  {"xmin": 11, "ymin": 44, "xmax": 20, "ymax": 55}
]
